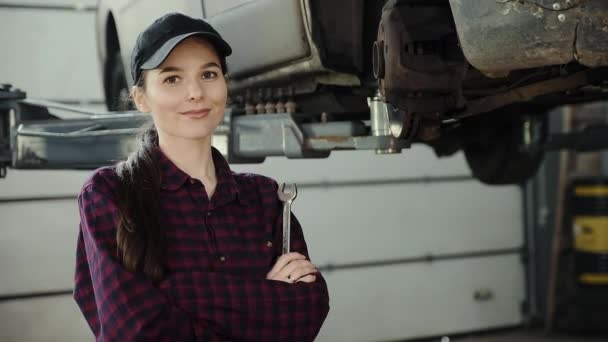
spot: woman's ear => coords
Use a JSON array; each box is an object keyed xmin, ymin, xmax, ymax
[{"xmin": 131, "ymin": 86, "xmax": 150, "ymax": 113}]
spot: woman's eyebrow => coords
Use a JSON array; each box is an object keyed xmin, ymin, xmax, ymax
[
  {"xmin": 201, "ymin": 62, "xmax": 221, "ymax": 69},
  {"xmin": 159, "ymin": 62, "xmax": 220, "ymax": 74},
  {"xmin": 159, "ymin": 66, "xmax": 182, "ymax": 74}
]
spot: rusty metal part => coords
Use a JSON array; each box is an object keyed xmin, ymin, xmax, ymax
[
  {"xmin": 417, "ymin": 120, "xmax": 442, "ymax": 142},
  {"xmin": 373, "ymin": 0, "xmax": 467, "ymax": 136},
  {"xmin": 576, "ymin": 2, "xmax": 608, "ymax": 67},
  {"xmin": 448, "ymin": 0, "xmax": 608, "ymax": 76},
  {"xmin": 495, "ymin": 0, "xmax": 585, "ymax": 12},
  {"xmin": 452, "ymin": 68, "xmax": 604, "ymax": 119}
]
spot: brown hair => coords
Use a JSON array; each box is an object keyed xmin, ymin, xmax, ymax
[{"xmin": 115, "ymin": 120, "xmax": 165, "ymax": 281}]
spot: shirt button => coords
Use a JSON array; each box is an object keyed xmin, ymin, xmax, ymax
[
  {"xmin": 266, "ymin": 241, "xmax": 273, "ymax": 247},
  {"xmin": 219, "ymin": 255, "xmax": 226, "ymax": 262},
  {"xmin": 189, "ymin": 179, "xmax": 196, "ymax": 184},
  {"xmin": 207, "ymin": 211, "xmax": 212, "ymax": 217}
]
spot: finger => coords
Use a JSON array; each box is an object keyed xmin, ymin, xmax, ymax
[
  {"xmin": 289, "ymin": 265, "xmax": 318, "ymax": 282},
  {"xmin": 296, "ymin": 274, "xmax": 317, "ymax": 283},
  {"xmin": 267, "ymin": 252, "xmax": 304, "ymax": 278},
  {"xmin": 277, "ymin": 260, "xmax": 315, "ymax": 282},
  {"xmin": 270, "ymin": 259, "xmax": 310, "ymax": 282},
  {"xmin": 269, "ymin": 253, "xmax": 306, "ymax": 278},
  {"xmin": 281, "ymin": 259, "xmax": 314, "ymax": 278},
  {"xmin": 266, "ymin": 252, "xmax": 306, "ymax": 278}
]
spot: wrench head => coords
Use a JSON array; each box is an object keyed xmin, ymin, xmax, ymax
[{"xmin": 277, "ymin": 182, "xmax": 297, "ymax": 202}]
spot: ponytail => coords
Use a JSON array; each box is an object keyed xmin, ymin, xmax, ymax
[{"xmin": 115, "ymin": 121, "xmax": 165, "ymax": 281}]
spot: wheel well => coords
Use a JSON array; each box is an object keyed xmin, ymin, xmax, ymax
[
  {"xmin": 106, "ymin": 14, "xmax": 120, "ymax": 56},
  {"xmin": 103, "ymin": 13, "xmax": 121, "ymax": 103}
]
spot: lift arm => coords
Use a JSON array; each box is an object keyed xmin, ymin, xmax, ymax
[
  {"xmin": 0, "ymin": 85, "xmax": 406, "ymax": 177},
  {"xmin": 2, "ymin": 84, "xmax": 608, "ymax": 179}
]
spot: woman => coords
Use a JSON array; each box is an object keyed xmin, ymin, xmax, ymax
[{"xmin": 73, "ymin": 12, "xmax": 329, "ymax": 341}]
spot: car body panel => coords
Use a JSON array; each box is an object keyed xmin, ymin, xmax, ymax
[
  {"xmin": 205, "ymin": 0, "xmax": 311, "ymax": 78},
  {"xmin": 94, "ymin": 0, "xmax": 608, "ymax": 184},
  {"xmin": 97, "ymin": 0, "xmax": 316, "ymax": 87},
  {"xmin": 203, "ymin": 0, "xmax": 255, "ymax": 17},
  {"xmin": 449, "ymin": 0, "xmax": 608, "ymax": 76}
]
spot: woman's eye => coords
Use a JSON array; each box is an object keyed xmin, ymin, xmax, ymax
[
  {"xmin": 163, "ymin": 75, "xmax": 180, "ymax": 84},
  {"xmin": 202, "ymin": 71, "xmax": 218, "ymax": 80}
]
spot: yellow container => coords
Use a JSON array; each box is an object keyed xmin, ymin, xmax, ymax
[{"xmin": 571, "ymin": 180, "xmax": 608, "ymax": 285}]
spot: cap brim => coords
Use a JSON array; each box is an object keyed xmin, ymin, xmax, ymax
[{"xmin": 140, "ymin": 31, "xmax": 232, "ymax": 70}]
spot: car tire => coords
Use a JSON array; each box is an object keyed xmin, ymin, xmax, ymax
[
  {"xmin": 462, "ymin": 111, "xmax": 547, "ymax": 185},
  {"xmin": 106, "ymin": 52, "xmax": 132, "ymax": 111}
]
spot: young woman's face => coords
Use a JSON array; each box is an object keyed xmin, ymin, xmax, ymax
[{"xmin": 133, "ymin": 37, "xmax": 227, "ymax": 141}]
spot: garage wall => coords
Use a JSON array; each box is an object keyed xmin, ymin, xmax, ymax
[
  {"xmin": 0, "ymin": 3, "xmax": 525, "ymax": 342},
  {"xmin": 0, "ymin": 1, "xmax": 102, "ymax": 102},
  {"xmin": 235, "ymin": 152, "xmax": 525, "ymax": 342}
]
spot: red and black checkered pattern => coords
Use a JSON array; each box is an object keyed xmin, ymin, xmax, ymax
[{"xmin": 74, "ymin": 147, "xmax": 329, "ymax": 341}]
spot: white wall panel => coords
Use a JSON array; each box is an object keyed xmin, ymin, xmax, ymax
[
  {"xmin": 293, "ymin": 181, "xmax": 522, "ymax": 265},
  {"xmin": 0, "ymin": 296, "xmax": 92, "ymax": 342},
  {"xmin": 317, "ymin": 254, "xmax": 525, "ymax": 342},
  {"xmin": 0, "ymin": 200, "xmax": 79, "ymax": 294},
  {"xmin": 0, "ymin": 8, "xmax": 103, "ymax": 101},
  {"xmin": 0, "ymin": 170, "xmax": 89, "ymax": 199}
]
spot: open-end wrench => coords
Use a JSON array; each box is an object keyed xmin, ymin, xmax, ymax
[{"xmin": 277, "ymin": 182, "xmax": 298, "ymax": 254}]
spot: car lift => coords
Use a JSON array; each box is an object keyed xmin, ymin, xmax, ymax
[{"xmin": 1, "ymin": 83, "xmax": 608, "ymax": 178}]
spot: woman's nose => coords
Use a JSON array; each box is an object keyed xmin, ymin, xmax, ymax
[{"xmin": 187, "ymin": 80, "xmax": 205, "ymax": 101}]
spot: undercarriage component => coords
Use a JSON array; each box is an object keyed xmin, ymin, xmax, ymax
[
  {"xmin": 452, "ymin": 68, "xmax": 608, "ymax": 120},
  {"xmin": 14, "ymin": 113, "xmax": 148, "ymax": 169},
  {"xmin": 461, "ymin": 108, "xmax": 547, "ymax": 185},
  {"xmin": 448, "ymin": 0, "xmax": 608, "ymax": 77},
  {"xmin": 0, "ymin": 85, "xmax": 409, "ymax": 171},
  {"xmin": 386, "ymin": 105, "xmax": 420, "ymax": 141},
  {"xmin": 367, "ymin": 93, "xmax": 402, "ymax": 154},
  {"xmin": 3, "ymin": 85, "xmax": 608, "ymax": 184},
  {"xmin": 373, "ymin": 0, "xmax": 467, "ymax": 122},
  {"xmin": 544, "ymin": 124, "xmax": 608, "ymax": 152},
  {"xmin": 308, "ymin": 0, "xmax": 365, "ymax": 74},
  {"xmin": 0, "ymin": 85, "xmax": 26, "ymax": 177},
  {"xmin": 233, "ymin": 114, "xmax": 408, "ymax": 160}
]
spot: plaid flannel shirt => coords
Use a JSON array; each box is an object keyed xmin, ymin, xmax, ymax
[{"xmin": 73, "ymin": 147, "xmax": 329, "ymax": 341}]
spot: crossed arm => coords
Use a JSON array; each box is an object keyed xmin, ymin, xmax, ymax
[{"xmin": 74, "ymin": 183, "xmax": 329, "ymax": 341}]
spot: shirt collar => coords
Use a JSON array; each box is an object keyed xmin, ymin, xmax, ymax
[{"xmin": 157, "ymin": 146, "xmax": 251, "ymax": 206}]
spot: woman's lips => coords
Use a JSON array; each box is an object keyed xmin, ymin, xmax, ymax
[{"xmin": 180, "ymin": 109, "xmax": 210, "ymax": 119}]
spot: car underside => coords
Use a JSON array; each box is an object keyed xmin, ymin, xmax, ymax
[{"xmin": 97, "ymin": 0, "xmax": 608, "ymax": 184}]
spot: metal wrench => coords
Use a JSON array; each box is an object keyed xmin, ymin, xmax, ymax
[{"xmin": 277, "ymin": 182, "xmax": 297, "ymax": 254}]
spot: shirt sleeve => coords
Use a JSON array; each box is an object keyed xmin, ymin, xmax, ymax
[
  {"xmin": 74, "ymin": 172, "xmax": 329, "ymax": 341},
  {"xmin": 73, "ymin": 178, "xmax": 222, "ymax": 341},
  {"xmin": 167, "ymin": 270, "xmax": 329, "ymax": 341},
  {"xmin": 165, "ymin": 180, "xmax": 330, "ymax": 342}
]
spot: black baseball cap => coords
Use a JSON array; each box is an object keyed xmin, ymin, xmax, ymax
[{"xmin": 130, "ymin": 12, "xmax": 232, "ymax": 83}]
